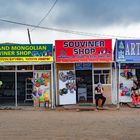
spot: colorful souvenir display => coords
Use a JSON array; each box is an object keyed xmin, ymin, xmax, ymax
[
  {"xmin": 32, "ymin": 72, "xmax": 50, "ymax": 107},
  {"xmin": 120, "ymin": 83, "xmax": 131, "ymax": 96}
]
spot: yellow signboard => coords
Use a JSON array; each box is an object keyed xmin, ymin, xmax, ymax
[
  {"xmin": 0, "ymin": 44, "xmax": 53, "ymax": 62},
  {"xmin": 0, "ymin": 57, "xmax": 53, "ymax": 62}
]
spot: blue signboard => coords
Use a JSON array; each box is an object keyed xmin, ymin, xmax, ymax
[
  {"xmin": 115, "ymin": 40, "xmax": 140, "ymax": 62},
  {"xmin": 75, "ymin": 63, "xmax": 92, "ymax": 70}
]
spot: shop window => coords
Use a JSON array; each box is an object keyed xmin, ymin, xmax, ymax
[
  {"xmin": 0, "ymin": 66, "xmax": 15, "ymax": 70},
  {"xmin": 34, "ymin": 64, "xmax": 51, "ymax": 70},
  {"xmin": 94, "ymin": 69, "xmax": 111, "ymax": 84},
  {"xmin": 17, "ymin": 65, "xmax": 33, "ymax": 70}
]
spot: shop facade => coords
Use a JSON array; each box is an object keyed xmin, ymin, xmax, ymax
[
  {"xmin": 55, "ymin": 39, "xmax": 113, "ymax": 105},
  {"xmin": 114, "ymin": 39, "xmax": 140, "ymax": 104},
  {"xmin": 0, "ymin": 44, "xmax": 54, "ymax": 107}
]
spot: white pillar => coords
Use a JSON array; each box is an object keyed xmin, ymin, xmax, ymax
[
  {"xmin": 51, "ymin": 63, "xmax": 55, "ymax": 109},
  {"xmin": 117, "ymin": 62, "xmax": 120, "ymax": 109},
  {"xmin": 15, "ymin": 66, "xmax": 17, "ymax": 107}
]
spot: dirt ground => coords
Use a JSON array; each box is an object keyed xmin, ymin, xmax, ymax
[{"xmin": 0, "ymin": 106, "xmax": 140, "ymax": 140}]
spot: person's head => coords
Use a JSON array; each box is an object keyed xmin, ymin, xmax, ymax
[
  {"xmin": 124, "ymin": 70, "xmax": 128, "ymax": 77},
  {"xmin": 97, "ymin": 83, "xmax": 102, "ymax": 88}
]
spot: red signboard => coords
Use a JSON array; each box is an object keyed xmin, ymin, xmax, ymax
[{"xmin": 55, "ymin": 39, "xmax": 112, "ymax": 63}]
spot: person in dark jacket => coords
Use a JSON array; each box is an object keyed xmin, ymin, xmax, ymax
[{"xmin": 95, "ymin": 83, "xmax": 106, "ymax": 109}]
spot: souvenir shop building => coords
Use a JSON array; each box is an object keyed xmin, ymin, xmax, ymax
[
  {"xmin": 0, "ymin": 44, "xmax": 54, "ymax": 107},
  {"xmin": 55, "ymin": 39, "xmax": 113, "ymax": 105},
  {"xmin": 114, "ymin": 39, "xmax": 140, "ymax": 104}
]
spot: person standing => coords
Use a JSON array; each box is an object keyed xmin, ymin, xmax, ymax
[
  {"xmin": 95, "ymin": 83, "xmax": 106, "ymax": 109},
  {"xmin": 131, "ymin": 81, "xmax": 140, "ymax": 106}
]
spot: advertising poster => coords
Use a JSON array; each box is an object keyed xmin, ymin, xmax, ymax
[
  {"xmin": 59, "ymin": 70, "xmax": 76, "ymax": 105},
  {"xmin": 119, "ymin": 69, "xmax": 135, "ymax": 102},
  {"xmin": 0, "ymin": 44, "xmax": 53, "ymax": 62},
  {"xmin": 32, "ymin": 71, "xmax": 51, "ymax": 106},
  {"xmin": 55, "ymin": 39, "xmax": 112, "ymax": 63}
]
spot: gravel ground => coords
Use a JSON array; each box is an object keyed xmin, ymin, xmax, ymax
[{"xmin": 0, "ymin": 107, "xmax": 139, "ymax": 140}]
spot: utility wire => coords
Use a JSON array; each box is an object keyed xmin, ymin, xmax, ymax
[
  {"xmin": 31, "ymin": 0, "xmax": 58, "ymax": 31},
  {"xmin": 0, "ymin": 18, "xmax": 137, "ymax": 39}
]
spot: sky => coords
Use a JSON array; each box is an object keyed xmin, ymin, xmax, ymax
[{"xmin": 0, "ymin": 0, "xmax": 140, "ymax": 45}]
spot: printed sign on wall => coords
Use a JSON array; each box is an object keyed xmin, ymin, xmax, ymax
[
  {"xmin": 59, "ymin": 70, "xmax": 76, "ymax": 105},
  {"xmin": 0, "ymin": 44, "xmax": 53, "ymax": 62},
  {"xmin": 116, "ymin": 40, "xmax": 140, "ymax": 62},
  {"xmin": 55, "ymin": 39, "xmax": 112, "ymax": 63},
  {"xmin": 119, "ymin": 69, "xmax": 135, "ymax": 102}
]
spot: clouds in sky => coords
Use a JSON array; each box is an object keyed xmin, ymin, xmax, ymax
[
  {"xmin": 0, "ymin": 0, "xmax": 140, "ymax": 43},
  {"xmin": 1, "ymin": 0, "xmax": 140, "ymax": 28}
]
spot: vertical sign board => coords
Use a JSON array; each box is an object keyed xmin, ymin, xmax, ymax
[
  {"xmin": 55, "ymin": 39, "xmax": 112, "ymax": 63},
  {"xmin": 116, "ymin": 40, "xmax": 140, "ymax": 103},
  {"xmin": 119, "ymin": 69, "xmax": 134, "ymax": 102},
  {"xmin": 58, "ymin": 70, "xmax": 76, "ymax": 105}
]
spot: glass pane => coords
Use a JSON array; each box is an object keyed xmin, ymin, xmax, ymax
[
  {"xmin": 103, "ymin": 70, "xmax": 110, "ymax": 74},
  {"xmin": 100, "ymin": 74, "xmax": 105, "ymax": 84},
  {"xmin": 94, "ymin": 75, "xmax": 99, "ymax": 84},
  {"xmin": 34, "ymin": 64, "xmax": 51, "ymax": 70},
  {"xmin": 0, "ymin": 66, "xmax": 15, "ymax": 70},
  {"xmin": 106, "ymin": 74, "xmax": 111, "ymax": 84},
  {"xmin": 17, "ymin": 65, "xmax": 33, "ymax": 70},
  {"xmin": 94, "ymin": 70, "xmax": 102, "ymax": 74}
]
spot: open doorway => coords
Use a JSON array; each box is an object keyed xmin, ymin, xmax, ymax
[
  {"xmin": 17, "ymin": 72, "xmax": 33, "ymax": 106},
  {"xmin": 0, "ymin": 72, "xmax": 15, "ymax": 106},
  {"xmin": 76, "ymin": 70, "xmax": 93, "ymax": 103},
  {"xmin": 136, "ymin": 69, "xmax": 140, "ymax": 86}
]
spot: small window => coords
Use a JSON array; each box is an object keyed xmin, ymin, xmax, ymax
[
  {"xmin": 94, "ymin": 70, "xmax": 102, "ymax": 74},
  {"xmin": 0, "ymin": 66, "xmax": 15, "ymax": 70},
  {"xmin": 94, "ymin": 69, "xmax": 111, "ymax": 84},
  {"xmin": 17, "ymin": 65, "xmax": 33, "ymax": 70},
  {"xmin": 34, "ymin": 64, "xmax": 51, "ymax": 70},
  {"xmin": 103, "ymin": 70, "xmax": 110, "ymax": 74}
]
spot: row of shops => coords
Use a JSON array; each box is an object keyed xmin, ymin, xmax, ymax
[{"xmin": 0, "ymin": 39, "xmax": 140, "ymax": 107}]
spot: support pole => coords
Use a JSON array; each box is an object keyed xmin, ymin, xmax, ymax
[
  {"xmin": 15, "ymin": 69, "xmax": 17, "ymax": 107},
  {"xmin": 51, "ymin": 63, "xmax": 55, "ymax": 109},
  {"xmin": 117, "ymin": 62, "xmax": 121, "ymax": 109},
  {"xmin": 27, "ymin": 28, "xmax": 32, "ymax": 44}
]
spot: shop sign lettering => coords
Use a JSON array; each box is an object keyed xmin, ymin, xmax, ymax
[
  {"xmin": 55, "ymin": 39, "xmax": 112, "ymax": 63},
  {"xmin": 116, "ymin": 40, "xmax": 140, "ymax": 62},
  {"xmin": 0, "ymin": 44, "xmax": 53, "ymax": 62}
]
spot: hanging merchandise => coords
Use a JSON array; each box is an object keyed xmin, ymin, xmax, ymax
[
  {"xmin": 120, "ymin": 69, "xmax": 134, "ymax": 80},
  {"xmin": 32, "ymin": 71, "xmax": 50, "ymax": 107},
  {"xmin": 119, "ymin": 69, "xmax": 135, "ymax": 102},
  {"xmin": 59, "ymin": 70, "xmax": 76, "ymax": 105}
]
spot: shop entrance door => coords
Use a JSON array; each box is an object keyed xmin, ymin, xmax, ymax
[
  {"xmin": 136, "ymin": 69, "xmax": 140, "ymax": 86},
  {"xmin": 76, "ymin": 70, "xmax": 93, "ymax": 103},
  {"xmin": 0, "ymin": 72, "xmax": 15, "ymax": 106},
  {"xmin": 17, "ymin": 72, "xmax": 33, "ymax": 106}
]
